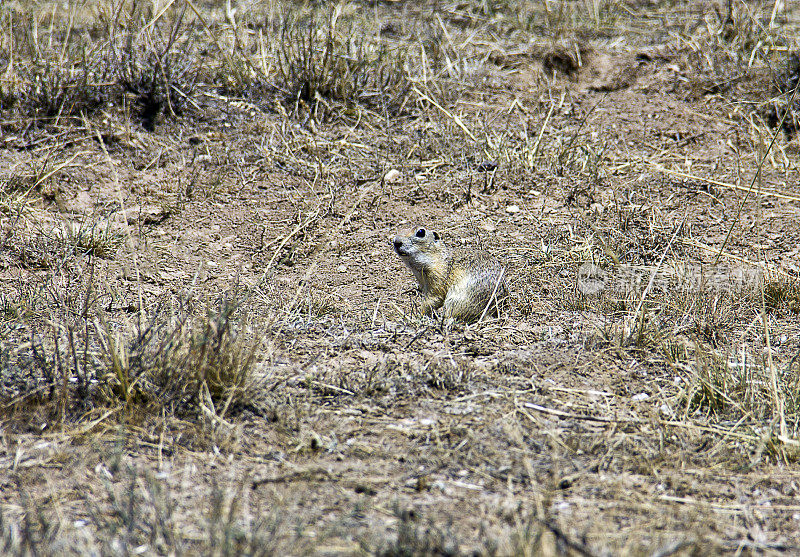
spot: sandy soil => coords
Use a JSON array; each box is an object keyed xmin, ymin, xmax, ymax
[{"xmin": 2, "ymin": 1, "xmax": 800, "ymax": 555}]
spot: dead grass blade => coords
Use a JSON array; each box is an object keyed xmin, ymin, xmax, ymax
[{"xmin": 648, "ymin": 164, "xmax": 800, "ymax": 203}]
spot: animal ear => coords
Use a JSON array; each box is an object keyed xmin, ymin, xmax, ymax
[{"xmin": 433, "ymin": 231, "xmax": 440, "ymax": 241}]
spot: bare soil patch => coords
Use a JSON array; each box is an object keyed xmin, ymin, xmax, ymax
[{"xmin": 2, "ymin": 1, "xmax": 800, "ymax": 555}]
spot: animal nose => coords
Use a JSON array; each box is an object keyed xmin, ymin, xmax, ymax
[{"xmin": 393, "ymin": 237, "xmax": 403, "ymax": 250}]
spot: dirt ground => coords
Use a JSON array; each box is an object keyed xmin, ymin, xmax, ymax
[{"xmin": 2, "ymin": 1, "xmax": 800, "ymax": 555}]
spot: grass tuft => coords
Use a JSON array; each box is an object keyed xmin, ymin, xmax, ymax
[
  {"xmin": 375, "ymin": 506, "xmax": 460, "ymax": 557},
  {"xmin": 275, "ymin": 7, "xmax": 412, "ymax": 121},
  {"xmin": 1, "ymin": 2, "xmax": 197, "ymax": 131},
  {"xmin": 96, "ymin": 295, "xmax": 264, "ymax": 426}
]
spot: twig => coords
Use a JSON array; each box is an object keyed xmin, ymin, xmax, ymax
[
  {"xmin": 405, "ymin": 326, "xmax": 431, "ymax": 349},
  {"xmin": 522, "ymin": 402, "xmax": 614, "ymax": 422},
  {"xmin": 520, "ymin": 402, "xmax": 759, "ymax": 441},
  {"xmin": 309, "ymin": 381, "xmax": 355, "ymax": 396},
  {"xmin": 647, "ymin": 164, "xmax": 800, "ymax": 202},
  {"xmin": 411, "ymin": 85, "xmax": 478, "ymax": 142},
  {"xmin": 33, "ymin": 151, "xmax": 86, "ymax": 189},
  {"xmin": 140, "ymin": 0, "xmax": 179, "ymax": 33},
  {"xmin": 529, "ymin": 100, "xmax": 555, "ymax": 164},
  {"xmin": 477, "ymin": 266, "xmax": 505, "ymax": 324},
  {"xmin": 72, "ymin": 409, "xmax": 116, "ymax": 436},
  {"xmin": 371, "ymin": 296, "xmax": 382, "ymax": 329}
]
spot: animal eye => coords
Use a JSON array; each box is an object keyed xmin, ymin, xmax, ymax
[{"xmin": 415, "ymin": 228, "xmax": 426, "ymax": 238}]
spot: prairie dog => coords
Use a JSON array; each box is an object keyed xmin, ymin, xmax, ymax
[{"xmin": 392, "ymin": 227, "xmax": 506, "ymax": 323}]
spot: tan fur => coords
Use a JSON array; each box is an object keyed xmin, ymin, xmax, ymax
[{"xmin": 392, "ymin": 227, "xmax": 506, "ymax": 323}]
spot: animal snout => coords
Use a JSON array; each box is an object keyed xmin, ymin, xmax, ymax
[{"xmin": 392, "ymin": 236, "xmax": 407, "ymax": 255}]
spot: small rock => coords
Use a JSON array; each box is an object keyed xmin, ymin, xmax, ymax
[
  {"xmin": 337, "ymin": 265, "xmax": 347, "ymax": 273},
  {"xmin": 505, "ymin": 205, "xmax": 520, "ymax": 214},
  {"xmin": 632, "ymin": 393, "xmax": 649, "ymax": 402},
  {"xmin": 384, "ymin": 169, "xmax": 401, "ymax": 183}
]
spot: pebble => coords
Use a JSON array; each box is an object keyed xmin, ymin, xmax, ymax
[{"xmin": 384, "ymin": 169, "xmax": 401, "ymax": 183}]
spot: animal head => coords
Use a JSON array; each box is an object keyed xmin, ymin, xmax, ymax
[
  {"xmin": 392, "ymin": 226, "xmax": 449, "ymax": 278},
  {"xmin": 393, "ymin": 227, "xmax": 442, "ymax": 259}
]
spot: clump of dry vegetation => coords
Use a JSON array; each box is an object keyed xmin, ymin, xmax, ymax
[
  {"xmin": 2, "ymin": 279, "xmax": 264, "ymax": 444},
  {"xmin": 2, "ymin": 0, "xmax": 800, "ymax": 554},
  {"xmin": 1, "ymin": 2, "xmax": 197, "ymax": 131},
  {"xmin": 274, "ymin": 7, "xmax": 413, "ymax": 120}
]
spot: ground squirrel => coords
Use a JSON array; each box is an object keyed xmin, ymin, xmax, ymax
[{"xmin": 392, "ymin": 227, "xmax": 507, "ymax": 323}]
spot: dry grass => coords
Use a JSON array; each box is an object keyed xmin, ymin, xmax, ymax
[{"xmin": 2, "ymin": 0, "xmax": 800, "ymax": 554}]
